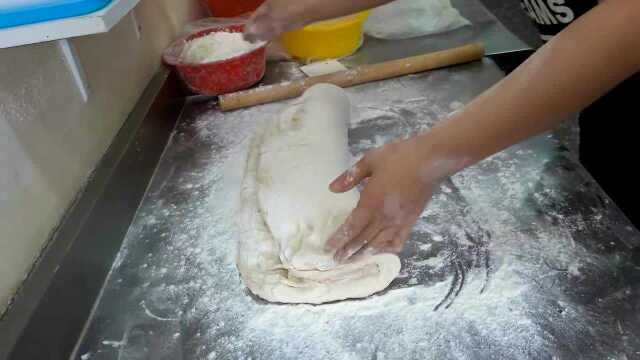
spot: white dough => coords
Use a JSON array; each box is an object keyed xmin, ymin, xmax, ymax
[
  {"xmin": 364, "ymin": 0, "xmax": 470, "ymax": 40},
  {"xmin": 236, "ymin": 84, "xmax": 401, "ymax": 304}
]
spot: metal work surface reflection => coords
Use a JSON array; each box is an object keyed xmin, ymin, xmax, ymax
[{"xmin": 76, "ymin": 58, "xmax": 640, "ymax": 359}]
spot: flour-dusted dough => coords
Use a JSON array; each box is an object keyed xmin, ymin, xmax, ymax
[
  {"xmin": 237, "ymin": 84, "xmax": 401, "ymax": 304},
  {"xmin": 364, "ymin": 0, "xmax": 470, "ymax": 40}
]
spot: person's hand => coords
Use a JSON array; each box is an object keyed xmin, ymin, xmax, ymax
[
  {"xmin": 326, "ymin": 135, "xmax": 457, "ymax": 262},
  {"xmin": 243, "ymin": 0, "xmax": 313, "ymax": 43}
]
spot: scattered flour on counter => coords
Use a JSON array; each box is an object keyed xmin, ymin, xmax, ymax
[
  {"xmin": 409, "ymin": 254, "xmax": 445, "ymax": 268},
  {"xmin": 449, "ymin": 101, "xmax": 464, "ymax": 110},
  {"xmin": 567, "ymin": 263, "xmax": 582, "ymax": 277},
  {"xmin": 101, "ymin": 340, "xmax": 123, "ymax": 348},
  {"xmin": 171, "ymin": 100, "xmax": 580, "ymax": 359},
  {"xmin": 181, "ymin": 32, "xmax": 264, "ymax": 64},
  {"xmin": 81, "ymin": 64, "xmax": 640, "ymax": 360}
]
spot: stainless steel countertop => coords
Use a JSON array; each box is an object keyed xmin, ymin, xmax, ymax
[
  {"xmin": 73, "ymin": 2, "xmax": 640, "ymax": 360},
  {"xmin": 345, "ymin": 0, "xmax": 529, "ymax": 65},
  {"xmin": 261, "ymin": 0, "xmax": 530, "ymax": 85}
]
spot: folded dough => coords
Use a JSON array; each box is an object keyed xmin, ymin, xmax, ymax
[
  {"xmin": 364, "ymin": 0, "xmax": 470, "ymax": 40},
  {"xmin": 236, "ymin": 84, "xmax": 401, "ymax": 304}
]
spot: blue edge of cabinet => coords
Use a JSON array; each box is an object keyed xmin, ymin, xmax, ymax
[{"xmin": 0, "ymin": 0, "xmax": 113, "ymax": 29}]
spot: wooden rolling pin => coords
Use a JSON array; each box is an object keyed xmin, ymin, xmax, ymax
[{"xmin": 219, "ymin": 42, "xmax": 485, "ymax": 112}]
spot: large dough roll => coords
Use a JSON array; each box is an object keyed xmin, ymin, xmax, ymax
[{"xmin": 237, "ymin": 83, "xmax": 401, "ymax": 304}]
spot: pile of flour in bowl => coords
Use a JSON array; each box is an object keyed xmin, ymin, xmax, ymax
[{"xmin": 180, "ymin": 32, "xmax": 263, "ymax": 64}]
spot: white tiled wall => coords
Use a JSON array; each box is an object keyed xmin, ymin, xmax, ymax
[{"xmin": 0, "ymin": 0, "xmax": 204, "ymax": 314}]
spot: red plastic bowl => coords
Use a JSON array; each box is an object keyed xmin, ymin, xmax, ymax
[
  {"xmin": 201, "ymin": 0, "xmax": 265, "ymax": 17},
  {"xmin": 163, "ymin": 24, "xmax": 266, "ymax": 96}
]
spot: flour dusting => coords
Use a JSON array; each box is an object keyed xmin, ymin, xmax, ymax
[
  {"xmin": 77, "ymin": 65, "xmax": 640, "ymax": 360},
  {"xmin": 181, "ymin": 32, "xmax": 264, "ymax": 64}
]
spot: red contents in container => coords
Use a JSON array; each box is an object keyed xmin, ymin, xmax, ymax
[
  {"xmin": 203, "ymin": 0, "xmax": 265, "ymax": 17},
  {"xmin": 164, "ymin": 24, "xmax": 266, "ymax": 96}
]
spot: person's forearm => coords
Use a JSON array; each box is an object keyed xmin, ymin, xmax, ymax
[
  {"xmin": 245, "ymin": 0, "xmax": 393, "ymax": 42},
  {"xmin": 294, "ymin": 0, "xmax": 392, "ymax": 25},
  {"xmin": 421, "ymin": 0, "xmax": 640, "ymax": 178}
]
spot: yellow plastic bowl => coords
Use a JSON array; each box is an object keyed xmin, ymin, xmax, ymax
[{"xmin": 281, "ymin": 11, "xmax": 370, "ymax": 61}]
